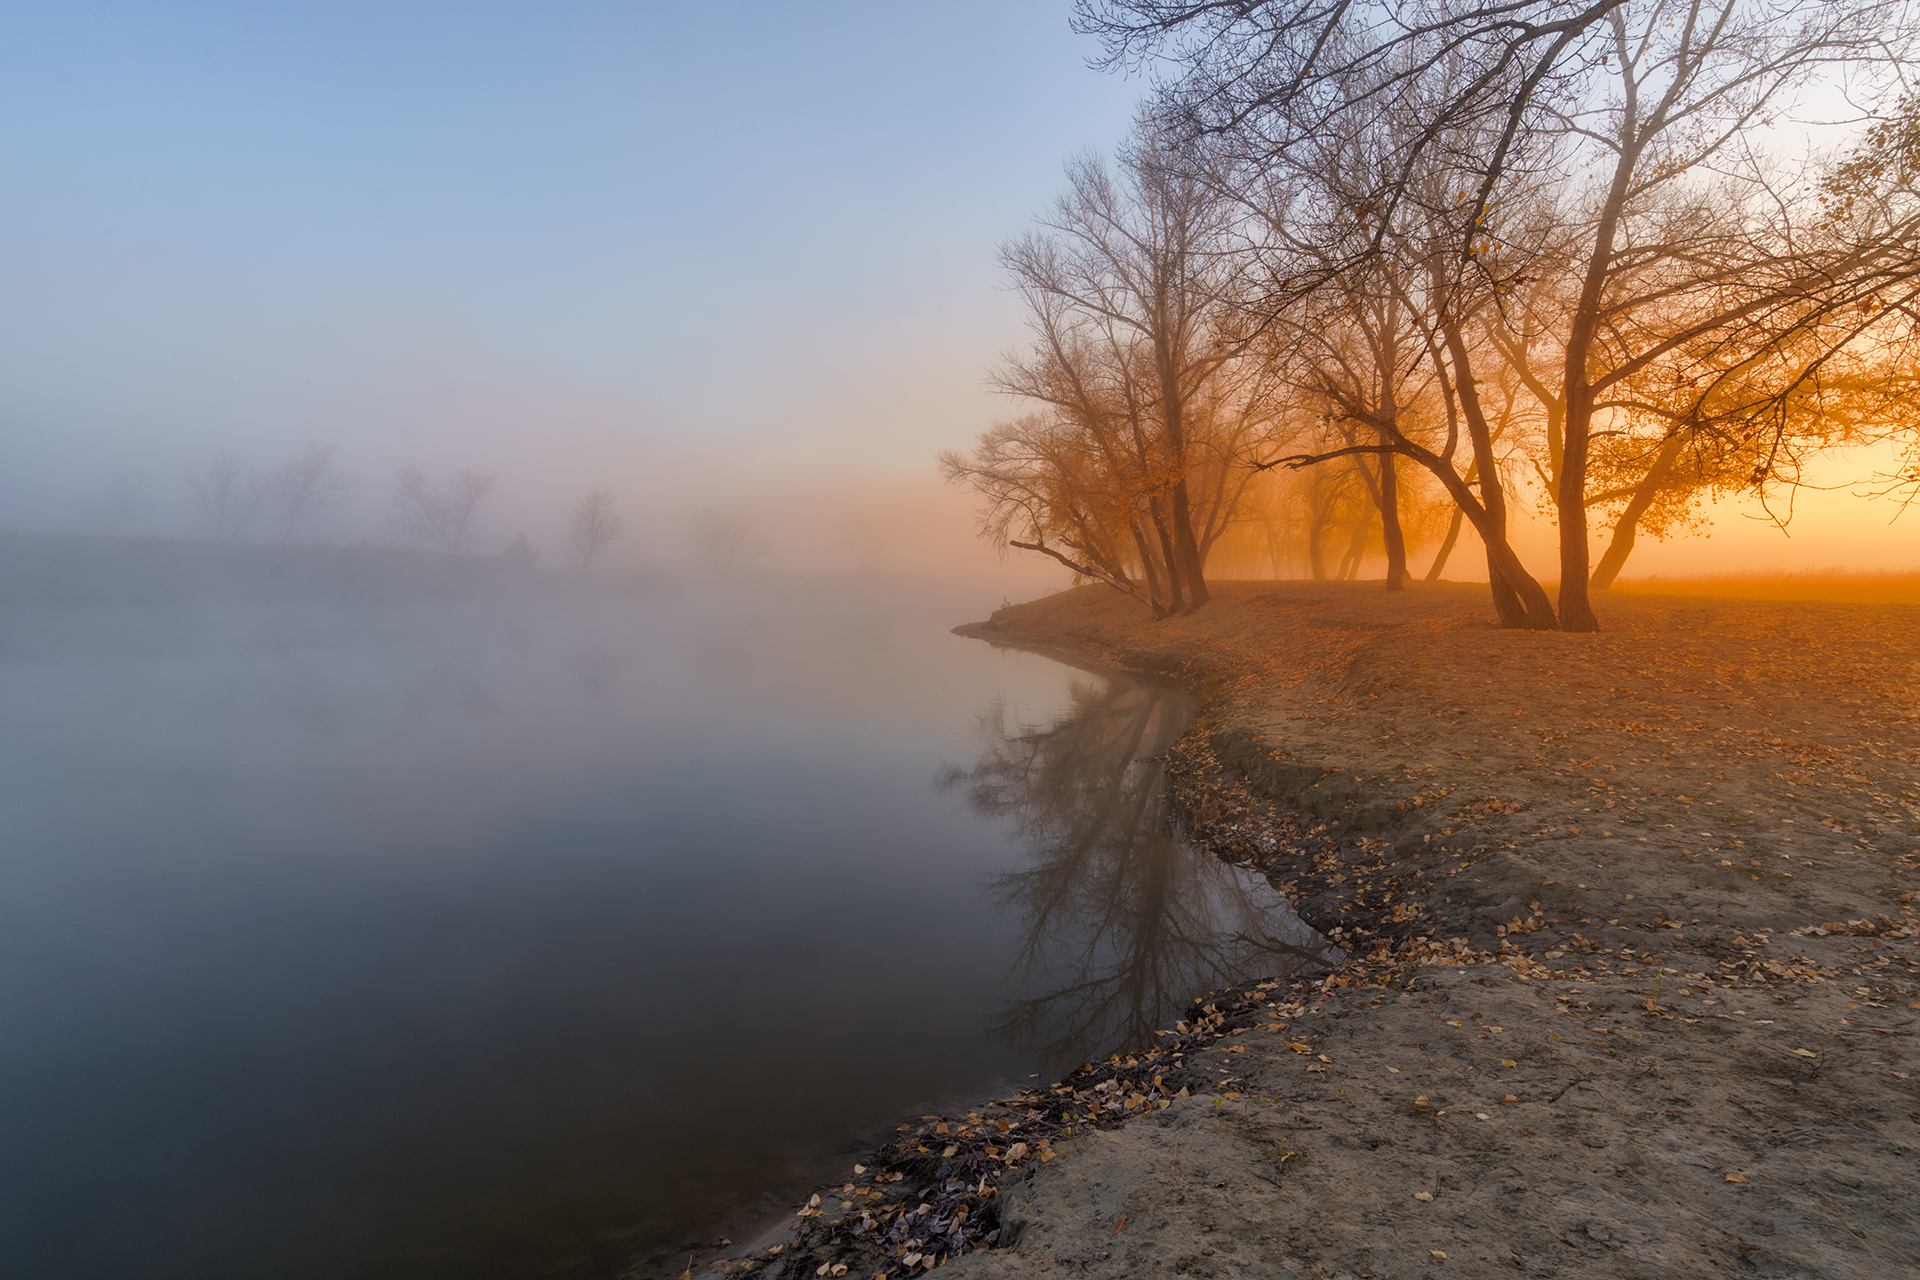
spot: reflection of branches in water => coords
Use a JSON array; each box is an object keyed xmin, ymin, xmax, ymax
[{"xmin": 938, "ymin": 679, "xmax": 1331, "ymax": 1075}]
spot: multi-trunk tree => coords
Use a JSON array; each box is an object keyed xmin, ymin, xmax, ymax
[
  {"xmin": 944, "ymin": 136, "xmax": 1271, "ymax": 615},
  {"xmin": 1078, "ymin": 0, "xmax": 1920, "ymax": 629}
]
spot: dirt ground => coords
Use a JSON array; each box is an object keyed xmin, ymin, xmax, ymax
[{"xmin": 706, "ymin": 580, "xmax": 1920, "ymax": 1280}]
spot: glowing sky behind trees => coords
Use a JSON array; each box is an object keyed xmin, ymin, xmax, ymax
[{"xmin": 0, "ymin": 1, "xmax": 1909, "ymax": 578}]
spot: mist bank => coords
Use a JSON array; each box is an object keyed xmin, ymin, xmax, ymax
[{"xmin": 0, "ymin": 527, "xmax": 1176, "ymax": 1279}]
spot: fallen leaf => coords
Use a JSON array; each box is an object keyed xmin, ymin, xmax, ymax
[
  {"xmin": 1112, "ymin": 1217, "xmax": 1128, "ymax": 1234},
  {"xmin": 1501, "ymin": 1059, "xmax": 1518, "ymax": 1067},
  {"xmin": 1790, "ymin": 1049, "xmax": 1818, "ymax": 1058},
  {"xmin": 1415, "ymin": 1191, "xmax": 1434, "ymax": 1202},
  {"xmin": 1725, "ymin": 1173, "xmax": 1747, "ymax": 1183},
  {"xmin": 1431, "ymin": 1249, "xmax": 1449, "ymax": 1260}
]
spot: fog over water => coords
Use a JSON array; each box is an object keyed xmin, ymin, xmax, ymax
[
  {"xmin": 0, "ymin": 536, "xmax": 1326, "ymax": 1278},
  {"xmin": 7, "ymin": 2, "xmax": 1914, "ymax": 1273}
]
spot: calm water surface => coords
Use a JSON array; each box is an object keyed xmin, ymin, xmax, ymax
[{"xmin": 0, "ymin": 540, "xmax": 1325, "ymax": 1278}]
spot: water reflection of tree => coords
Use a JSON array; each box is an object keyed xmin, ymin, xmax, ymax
[{"xmin": 940, "ymin": 678, "xmax": 1332, "ymax": 1077}]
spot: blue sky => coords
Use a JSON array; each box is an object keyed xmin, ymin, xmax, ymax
[
  {"xmin": 0, "ymin": 1, "xmax": 1145, "ymax": 563},
  {"xmin": 3, "ymin": 3, "xmax": 1905, "ymax": 576}
]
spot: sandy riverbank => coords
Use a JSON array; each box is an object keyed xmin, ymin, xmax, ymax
[{"xmin": 693, "ymin": 580, "xmax": 1920, "ymax": 1280}]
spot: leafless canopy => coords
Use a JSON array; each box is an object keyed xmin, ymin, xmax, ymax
[
  {"xmin": 276, "ymin": 443, "xmax": 357, "ymax": 541},
  {"xmin": 185, "ymin": 451, "xmax": 272, "ymax": 542},
  {"xmin": 1068, "ymin": 0, "xmax": 1920, "ymax": 630},
  {"xmin": 570, "ymin": 489, "xmax": 624, "ymax": 569},
  {"xmin": 390, "ymin": 466, "xmax": 497, "ymax": 555}
]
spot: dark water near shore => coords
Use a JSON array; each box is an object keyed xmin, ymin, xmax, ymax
[{"xmin": 0, "ymin": 538, "xmax": 1327, "ymax": 1279}]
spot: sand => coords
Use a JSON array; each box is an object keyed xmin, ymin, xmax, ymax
[{"xmin": 704, "ymin": 580, "xmax": 1920, "ymax": 1280}]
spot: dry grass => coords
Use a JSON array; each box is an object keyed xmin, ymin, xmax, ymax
[{"xmin": 1611, "ymin": 569, "xmax": 1920, "ymax": 605}]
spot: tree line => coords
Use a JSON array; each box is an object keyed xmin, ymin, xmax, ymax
[
  {"xmin": 172, "ymin": 444, "xmax": 626, "ymax": 569},
  {"xmin": 943, "ymin": 0, "xmax": 1920, "ymax": 630}
]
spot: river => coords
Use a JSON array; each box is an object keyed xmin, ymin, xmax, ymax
[{"xmin": 0, "ymin": 537, "xmax": 1326, "ymax": 1278}]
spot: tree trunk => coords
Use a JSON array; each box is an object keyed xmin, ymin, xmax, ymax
[
  {"xmin": 1556, "ymin": 377, "xmax": 1600, "ymax": 631},
  {"xmin": 1307, "ymin": 505, "xmax": 1329, "ymax": 581},
  {"xmin": 1439, "ymin": 320, "xmax": 1557, "ymax": 629},
  {"xmin": 1590, "ymin": 432, "xmax": 1687, "ymax": 591},
  {"xmin": 1336, "ymin": 520, "xmax": 1368, "ymax": 580},
  {"xmin": 1130, "ymin": 520, "xmax": 1171, "ymax": 618},
  {"xmin": 1378, "ymin": 446, "xmax": 1406, "ymax": 590},
  {"xmin": 1487, "ymin": 558, "xmax": 1529, "ymax": 622},
  {"xmin": 1424, "ymin": 507, "xmax": 1464, "ymax": 581},
  {"xmin": 1556, "ymin": 136, "xmax": 1642, "ymax": 634},
  {"xmin": 1146, "ymin": 497, "xmax": 1185, "ymax": 615},
  {"xmin": 1169, "ymin": 478, "xmax": 1210, "ymax": 611}
]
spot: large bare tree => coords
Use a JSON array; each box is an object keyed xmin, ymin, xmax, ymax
[
  {"xmin": 1083, "ymin": 0, "xmax": 1917, "ymax": 629},
  {"xmin": 947, "ymin": 134, "xmax": 1269, "ymax": 615}
]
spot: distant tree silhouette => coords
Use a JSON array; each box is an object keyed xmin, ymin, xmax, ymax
[
  {"xmin": 185, "ymin": 451, "xmax": 271, "ymax": 542},
  {"xmin": 390, "ymin": 466, "xmax": 496, "ymax": 554},
  {"xmin": 569, "ymin": 489, "xmax": 624, "ymax": 569},
  {"xmin": 276, "ymin": 443, "xmax": 357, "ymax": 542}
]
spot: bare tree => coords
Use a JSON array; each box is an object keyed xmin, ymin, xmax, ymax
[
  {"xmin": 276, "ymin": 443, "xmax": 357, "ymax": 542},
  {"xmin": 185, "ymin": 450, "xmax": 272, "ymax": 542},
  {"xmin": 1087, "ymin": 0, "xmax": 1917, "ymax": 629},
  {"xmin": 569, "ymin": 489, "xmax": 624, "ymax": 569},
  {"xmin": 1236, "ymin": 53, "xmax": 1564, "ymax": 626},
  {"xmin": 949, "ymin": 134, "xmax": 1270, "ymax": 616},
  {"xmin": 389, "ymin": 466, "xmax": 496, "ymax": 554}
]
